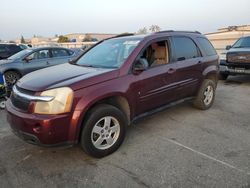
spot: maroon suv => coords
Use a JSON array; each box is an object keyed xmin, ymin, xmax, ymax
[{"xmin": 6, "ymin": 31, "xmax": 219, "ymax": 158}]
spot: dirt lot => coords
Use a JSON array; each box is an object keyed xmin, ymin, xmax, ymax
[{"xmin": 0, "ymin": 76, "xmax": 250, "ymax": 188}]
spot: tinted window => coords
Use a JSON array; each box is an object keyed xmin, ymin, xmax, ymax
[
  {"xmin": 8, "ymin": 45, "xmax": 22, "ymax": 52},
  {"xmin": 52, "ymin": 49, "xmax": 69, "ymax": 57},
  {"xmin": 0, "ymin": 45, "xmax": 7, "ymax": 53},
  {"xmin": 172, "ymin": 37, "xmax": 200, "ymax": 61},
  {"xmin": 197, "ymin": 37, "xmax": 216, "ymax": 56}
]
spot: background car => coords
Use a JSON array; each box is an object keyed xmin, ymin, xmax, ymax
[
  {"xmin": 219, "ymin": 36, "xmax": 250, "ymax": 80},
  {"xmin": 0, "ymin": 43, "xmax": 27, "ymax": 60},
  {"xmin": 0, "ymin": 47, "xmax": 80, "ymax": 85}
]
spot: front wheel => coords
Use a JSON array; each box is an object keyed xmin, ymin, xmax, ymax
[
  {"xmin": 193, "ymin": 79, "xmax": 216, "ymax": 110},
  {"xmin": 80, "ymin": 104, "xmax": 127, "ymax": 158},
  {"xmin": 4, "ymin": 71, "xmax": 21, "ymax": 86}
]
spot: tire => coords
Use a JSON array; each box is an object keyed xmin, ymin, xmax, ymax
[
  {"xmin": 4, "ymin": 71, "xmax": 21, "ymax": 86},
  {"xmin": 80, "ymin": 104, "xmax": 127, "ymax": 158},
  {"xmin": 193, "ymin": 79, "xmax": 216, "ymax": 110},
  {"xmin": 219, "ymin": 73, "xmax": 228, "ymax": 80},
  {"xmin": 0, "ymin": 99, "xmax": 6, "ymax": 109}
]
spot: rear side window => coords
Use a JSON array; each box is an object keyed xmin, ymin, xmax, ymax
[
  {"xmin": 172, "ymin": 36, "xmax": 200, "ymax": 61},
  {"xmin": 197, "ymin": 37, "xmax": 217, "ymax": 56},
  {"xmin": 52, "ymin": 49, "xmax": 70, "ymax": 57}
]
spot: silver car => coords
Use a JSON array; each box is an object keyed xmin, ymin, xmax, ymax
[{"xmin": 0, "ymin": 47, "xmax": 80, "ymax": 85}]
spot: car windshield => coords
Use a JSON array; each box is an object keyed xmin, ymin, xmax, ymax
[
  {"xmin": 8, "ymin": 49, "xmax": 32, "ymax": 60},
  {"xmin": 76, "ymin": 38, "xmax": 142, "ymax": 68},
  {"xmin": 232, "ymin": 37, "xmax": 250, "ymax": 48}
]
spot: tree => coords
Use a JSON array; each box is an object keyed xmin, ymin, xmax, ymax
[
  {"xmin": 20, "ymin": 36, "xmax": 26, "ymax": 43},
  {"xmin": 57, "ymin": 35, "xmax": 69, "ymax": 43},
  {"xmin": 137, "ymin": 27, "xmax": 148, "ymax": 34},
  {"xmin": 149, "ymin": 25, "xmax": 161, "ymax": 33},
  {"xmin": 82, "ymin": 34, "xmax": 93, "ymax": 42}
]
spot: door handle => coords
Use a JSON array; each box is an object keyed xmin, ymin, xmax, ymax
[
  {"xmin": 46, "ymin": 61, "xmax": 49, "ymax": 65},
  {"xmin": 168, "ymin": 68, "xmax": 176, "ymax": 74}
]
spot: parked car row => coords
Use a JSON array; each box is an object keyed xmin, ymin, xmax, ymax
[{"xmin": 5, "ymin": 31, "xmax": 220, "ymax": 158}]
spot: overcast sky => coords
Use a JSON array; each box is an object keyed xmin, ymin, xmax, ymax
[{"xmin": 0, "ymin": 0, "xmax": 249, "ymax": 40}]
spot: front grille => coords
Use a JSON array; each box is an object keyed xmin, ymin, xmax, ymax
[{"xmin": 10, "ymin": 86, "xmax": 35, "ymax": 111}]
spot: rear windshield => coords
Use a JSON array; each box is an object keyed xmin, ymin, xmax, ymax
[
  {"xmin": 232, "ymin": 37, "xmax": 250, "ymax": 48},
  {"xmin": 197, "ymin": 37, "xmax": 217, "ymax": 56},
  {"xmin": 76, "ymin": 38, "xmax": 142, "ymax": 68}
]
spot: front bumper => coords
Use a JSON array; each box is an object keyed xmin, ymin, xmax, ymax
[
  {"xmin": 6, "ymin": 99, "xmax": 78, "ymax": 146},
  {"xmin": 220, "ymin": 60, "xmax": 250, "ymax": 75}
]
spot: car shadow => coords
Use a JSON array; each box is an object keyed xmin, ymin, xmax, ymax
[{"xmin": 224, "ymin": 75, "xmax": 250, "ymax": 85}]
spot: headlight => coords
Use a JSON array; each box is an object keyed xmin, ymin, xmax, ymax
[{"xmin": 34, "ymin": 87, "xmax": 73, "ymax": 115}]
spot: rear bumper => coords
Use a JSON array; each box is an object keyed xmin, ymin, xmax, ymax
[{"xmin": 6, "ymin": 99, "xmax": 80, "ymax": 146}]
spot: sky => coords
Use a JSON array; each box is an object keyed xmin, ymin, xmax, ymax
[{"xmin": 0, "ymin": 0, "xmax": 249, "ymax": 40}]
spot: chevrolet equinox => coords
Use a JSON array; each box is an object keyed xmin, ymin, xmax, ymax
[{"xmin": 6, "ymin": 31, "xmax": 219, "ymax": 158}]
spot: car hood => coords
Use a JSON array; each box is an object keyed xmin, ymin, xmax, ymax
[
  {"xmin": 17, "ymin": 63, "xmax": 119, "ymax": 92},
  {"xmin": 228, "ymin": 48, "xmax": 250, "ymax": 53}
]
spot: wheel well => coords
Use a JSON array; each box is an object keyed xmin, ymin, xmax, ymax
[
  {"xmin": 78, "ymin": 96, "xmax": 131, "ymax": 143},
  {"xmin": 89, "ymin": 96, "xmax": 131, "ymax": 125},
  {"xmin": 205, "ymin": 73, "xmax": 218, "ymax": 84},
  {"xmin": 4, "ymin": 69, "xmax": 22, "ymax": 77}
]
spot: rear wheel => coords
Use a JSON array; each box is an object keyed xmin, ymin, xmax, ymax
[
  {"xmin": 219, "ymin": 73, "xmax": 228, "ymax": 80},
  {"xmin": 193, "ymin": 79, "xmax": 216, "ymax": 110},
  {"xmin": 4, "ymin": 71, "xmax": 21, "ymax": 86},
  {"xmin": 80, "ymin": 104, "xmax": 127, "ymax": 158}
]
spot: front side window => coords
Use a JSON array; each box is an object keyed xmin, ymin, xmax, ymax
[
  {"xmin": 52, "ymin": 49, "xmax": 70, "ymax": 57},
  {"xmin": 27, "ymin": 50, "xmax": 50, "ymax": 60},
  {"xmin": 172, "ymin": 36, "xmax": 200, "ymax": 61},
  {"xmin": 76, "ymin": 38, "xmax": 142, "ymax": 68},
  {"xmin": 232, "ymin": 37, "xmax": 250, "ymax": 48},
  {"xmin": 139, "ymin": 40, "xmax": 170, "ymax": 68}
]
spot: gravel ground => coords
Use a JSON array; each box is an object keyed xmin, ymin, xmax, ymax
[{"xmin": 0, "ymin": 75, "xmax": 250, "ymax": 188}]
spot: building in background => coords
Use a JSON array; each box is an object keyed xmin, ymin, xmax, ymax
[
  {"xmin": 206, "ymin": 25, "xmax": 250, "ymax": 54},
  {"xmin": 64, "ymin": 33, "xmax": 117, "ymax": 42}
]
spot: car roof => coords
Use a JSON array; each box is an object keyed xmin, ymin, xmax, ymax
[{"xmin": 108, "ymin": 31, "xmax": 203, "ymax": 42}]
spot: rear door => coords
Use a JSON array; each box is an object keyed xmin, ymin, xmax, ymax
[
  {"xmin": 50, "ymin": 48, "xmax": 73, "ymax": 65},
  {"xmin": 22, "ymin": 49, "xmax": 51, "ymax": 74},
  {"xmin": 170, "ymin": 36, "xmax": 203, "ymax": 99}
]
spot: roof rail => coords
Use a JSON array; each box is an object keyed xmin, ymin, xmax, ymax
[{"xmin": 156, "ymin": 30, "xmax": 201, "ymax": 34}]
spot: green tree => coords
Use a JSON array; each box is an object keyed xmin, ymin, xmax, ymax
[
  {"xmin": 57, "ymin": 35, "xmax": 69, "ymax": 43},
  {"xmin": 20, "ymin": 36, "xmax": 26, "ymax": 43},
  {"xmin": 82, "ymin": 34, "xmax": 93, "ymax": 42},
  {"xmin": 149, "ymin": 25, "xmax": 161, "ymax": 33},
  {"xmin": 137, "ymin": 27, "xmax": 148, "ymax": 34}
]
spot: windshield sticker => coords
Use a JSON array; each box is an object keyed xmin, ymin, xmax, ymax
[{"xmin": 123, "ymin": 41, "xmax": 140, "ymax": 45}]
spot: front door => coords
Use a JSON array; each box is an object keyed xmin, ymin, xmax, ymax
[
  {"xmin": 22, "ymin": 49, "xmax": 51, "ymax": 74},
  {"xmin": 133, "ymin": 39, "xmax": 179, "ymax": 115}
]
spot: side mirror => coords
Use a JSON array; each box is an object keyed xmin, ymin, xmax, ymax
[
  {"xmin": 226, "ymin": 45, "xmax": 232, "ymax": 50},
  {"xmin": 24, "ymin": 56, "xmax": 32, "ymax": 62},
  {"xmin": 133, "ymin": 58, "xmax": 149, "ymax": 74}
]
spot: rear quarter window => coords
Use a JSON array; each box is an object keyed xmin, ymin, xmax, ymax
[{"xmin": 197, "ymin": 37, "xmax": 217, "ymax": 56}]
